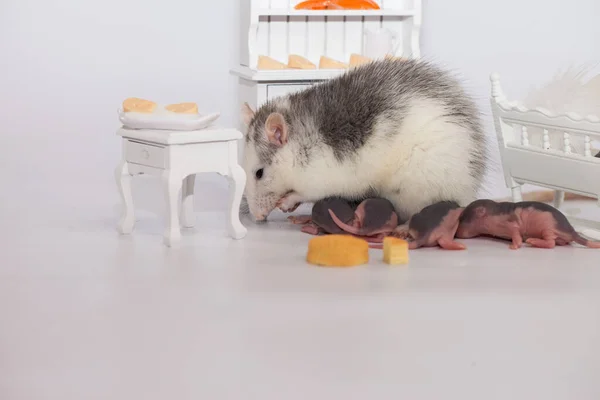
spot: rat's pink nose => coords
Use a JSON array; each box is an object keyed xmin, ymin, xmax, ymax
[{"xmin": 253, "ymin": 213, "xmax": 267, "ymax": 221}]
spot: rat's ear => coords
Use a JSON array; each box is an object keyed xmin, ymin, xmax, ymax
[
  {"xmin": 241, "ymin": 102, "xmax": 255, "ymax": 126},
  {"xmin": 475, "ymin": 206, "xmax": 487, "ymax": 218},
  {"xmin": 264, "ymin": 112, "xmax": 288, "ymax": 147}
]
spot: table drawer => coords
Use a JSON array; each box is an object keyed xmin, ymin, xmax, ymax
[{"xmin": 125, "ymin": 140, "xmax": 166, "ymax": 168}]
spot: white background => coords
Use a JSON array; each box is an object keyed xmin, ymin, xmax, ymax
[{"xmin": 1, "ymin": 0, "xmax": 599, "ymax": 201}]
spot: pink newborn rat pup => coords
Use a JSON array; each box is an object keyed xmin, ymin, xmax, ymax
[
  {"xmin": 289, "ymin": 197, "xmax": 356, "ymax": 235},
  {"xmin": 402, "ymin": 200, "xmax": 466, "ymax": 250},
  {"xmin": 327, "ymin": 198, "xmax": 399, "ymax": 242},
  {"xmin": 456, "ymin": 199, "xmax": 600, "ymax": 249}
]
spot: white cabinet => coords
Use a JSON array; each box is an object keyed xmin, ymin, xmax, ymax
[{"xmin": 267, "ymin": 83, "xmax": 313, "ymax": 100}]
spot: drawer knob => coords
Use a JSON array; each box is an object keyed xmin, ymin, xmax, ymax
[{"xmin": 141, "ymin": 149, "xmax": 150, "ymax": 159}]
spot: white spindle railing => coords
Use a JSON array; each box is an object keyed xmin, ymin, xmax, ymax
[
  {"xmin": 584, "ymin": 135, "xmax": 592, "ymax": 157},
  {"xmin": 542, "ymin": 129, "xmax": 550, "ymax": 150},
  {"xmin": 563, "ymin": 132, "xmax": 572, "ymax": 154},
  {"xmin": 521, "ymin": 126, "xmax": 529, "ymax": 146}
]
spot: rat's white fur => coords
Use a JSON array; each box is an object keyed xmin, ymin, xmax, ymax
[{"xmin": 243, "ymin": 97, "xmax": 481, "ymax": 221}]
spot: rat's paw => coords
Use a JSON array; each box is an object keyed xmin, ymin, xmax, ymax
[
  {"xmin": 277, "ymin": 192, "xmax": 303, "ymax": 212},
  {"xmin": 438, "ymin": 237, "xmax": 466, "ymax": 251},
  {"xmin": 288, "ymin": 215, "xmax": 312, "ymax": 225},
  {"xmin": 391, "ymin": 224, "xmax": 410, "ymax": 239},
  {"xmin": 301, "ymin": 223, "xmax": 321, "ymax": 235}
]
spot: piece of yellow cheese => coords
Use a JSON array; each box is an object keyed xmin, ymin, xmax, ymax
[
  {"xmin": 383, "ymin": 237, "xmax": 409, "ymax": 265},
  {"xmin": 349, "ymin": 53, "xmax": 373, "ymax": 68},
  {"xmin": 288, "ymin": 54, "xmax": 316, "ymax": 70},
  {"xmin": 257, "ymin": 55, "xmax": 288, "ymax": 70},
  {"xmin": 123, "ymin": 97, "xmax": 157, "ymax": 113},
  {"xmin": 165, "ymin": 102, "xmax": 198, "ymax": 114},
  {"xmin": 306, "ymin": 235, "xmax": 369, "ymax": 267},
  {"xmin": 318, "ymin": 56, "xmax": 348, "ymax": 70}
]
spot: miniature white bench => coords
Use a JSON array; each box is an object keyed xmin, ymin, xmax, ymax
[
  {"xmin": 115, "ymin": 127, "xmax": 247, "ymax": 246},
  {"xmin": 490, "ymin": 73, "xmax": 600, "ymax": 233}
]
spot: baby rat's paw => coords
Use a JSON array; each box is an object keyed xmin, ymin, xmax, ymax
[
  {"xmin": 391, "ymin": 224, "xmax": 410, "ymax": 239},
  {"xmin": 288, "ymin": 215, "xmax": 312, "ymax": 225}
]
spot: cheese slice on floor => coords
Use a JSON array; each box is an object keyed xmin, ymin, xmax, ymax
[
  {"xmin": 318, "ymin": 56, "xmax": 348, "ymax": 69},
  {"xmin": 123, "ymin": 97, "xmax": 157, "ymax": 113},
  {"xmin": 288, "ymin": 54, "xmax": 316, "ymax": 70},
  {"xmin": 257, "ymin": 55, "xmax": 288, "ymax": 70},
  {"xmin": 165, "ymin": 102, "xmax": 198, "ymax": 114},
  {"xmin": 349, "ymin": 54, "xmax": 373, "ymax": 68}
]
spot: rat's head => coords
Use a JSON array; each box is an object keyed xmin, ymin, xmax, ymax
[
  {"xmin": 241, "ymin": 102, "xmax": 296, "ymax": 221},
  {"xmin": 456, "ymin": 199, "xmax": 496, "ymax": 238}
]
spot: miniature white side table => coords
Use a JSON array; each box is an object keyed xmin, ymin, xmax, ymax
[{"xmin": 115, "ymin": 126, "xmax": 247, "ymax": 246}]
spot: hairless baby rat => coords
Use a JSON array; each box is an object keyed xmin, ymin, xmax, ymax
[
  {"xmin": 396, "ymin": 200, "xmax": 466, "ymax": 250},
  {"xmin": 327, "ymin": 198, "xmax": 399, "ymax": 239},
  {"xmin": 289, "ymin": 197, "xmax": 358, "ymax": 235},
  {"xmin": 456, "ymin": 199, "xmax": 600, "ymax": 249},
  {"xmin": 289, "ymin": 197, "xmax": 399, "ymax": 245}
]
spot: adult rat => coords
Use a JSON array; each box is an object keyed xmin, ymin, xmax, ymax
[{"xmin": 241, "ymin": 58, "xmax": 489, "ymax": 222}]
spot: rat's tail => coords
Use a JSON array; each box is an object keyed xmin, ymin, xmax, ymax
[
  {"xmin": 327, "ymin": 208, "xmax": 364, "ymax": 235},
  {"xmin": 573, "ymin": 233, "xmax": 600, "ymax": 248}
]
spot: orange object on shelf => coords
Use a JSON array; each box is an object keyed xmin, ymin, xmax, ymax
[
  {"xmin": 328, "ymin": 0, "xmax": 380, "ymax": 9},
  {"xmin": 295, "ymin": 0, "xmax": 329, "ymax": 9},
  {"xmin": 295, "ymin": 0, "xmax": 380, "ymax": 10}
]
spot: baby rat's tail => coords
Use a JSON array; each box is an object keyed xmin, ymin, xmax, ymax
[{"xmin": 573, "ymin": 233, "xmax": 600, "ymax": 248}]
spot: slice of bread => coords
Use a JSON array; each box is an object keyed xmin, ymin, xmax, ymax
[
  {"xmin": 123, "ymin": 97, "xmax": 157, "ymax": 113},
  {"xmin": 288, "ymin": 54, "xmax": 316, "ymax": 70},
  {"xmin": 257, "ymin": 55, "xmax": 288, "ymax": 70},
  {"xmin": 349, "ymin": 53, "xmax": 373, "ymax": 68},
  {"xmin": 385, "ymin": 54, "xmax": 404, "ymax": 61},
  {"xmin": 319, "ymin": 56, "xmax": 348, "ymax": 69},
  {"xmin": 165, "ymin": 102, "xmax": 198, "ymax": 114}
]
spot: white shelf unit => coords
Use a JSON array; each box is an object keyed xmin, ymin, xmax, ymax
[
  {"xmin": 257, "ymin": 9, "xmax": 417, "ymax": 17},
  {"xmin": 239, "ymin": 0, "xmax": 421, "ymax": 77},
  {"xmin": 231, "ymin": 0, "xmax": 422, "ymax": 160}
]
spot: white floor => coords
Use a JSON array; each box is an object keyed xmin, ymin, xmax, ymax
[{"xmin": 1, "ymin": 175, "xmax": 600, "ymax": 400}]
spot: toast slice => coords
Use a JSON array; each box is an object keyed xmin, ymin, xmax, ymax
[
  {"xmin": 165, "ymin": 102, "xmax": 198, "ymax": 114},
  {"xmin": 123, "ymin": 97, "xmax": 157, "ymax": 113}
]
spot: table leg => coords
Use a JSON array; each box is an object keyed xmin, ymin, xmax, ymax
[
  {"xmin": 226, "ymin": 163, "xmax": 248, "ymax": 239},
  {"xmin": 553, "ymin": 190, "xmax": 565, "ymax": 209},
  {"xmin": 182, "ymin": 174, "xmax": 196, "ymax": 228},
  {"xmin": 162, "ymin": 170, "xmax": 182, "ymax": 247},
  {"xmin": 510, "ymin": 179, "xmax": 523, "ymax": 202},
  {"xmin": 115, "ymin": 161, "xmax": 135, "ymax": 234}
]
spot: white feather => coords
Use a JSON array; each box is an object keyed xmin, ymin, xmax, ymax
[{"xmin": 522, "ymin": 64, "xmax": 600, "ymax": 154}]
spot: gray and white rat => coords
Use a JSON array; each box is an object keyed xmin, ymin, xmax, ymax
[{"xmin": 241, "ymin": 58, "xmax": 489, "ymax": 222}]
